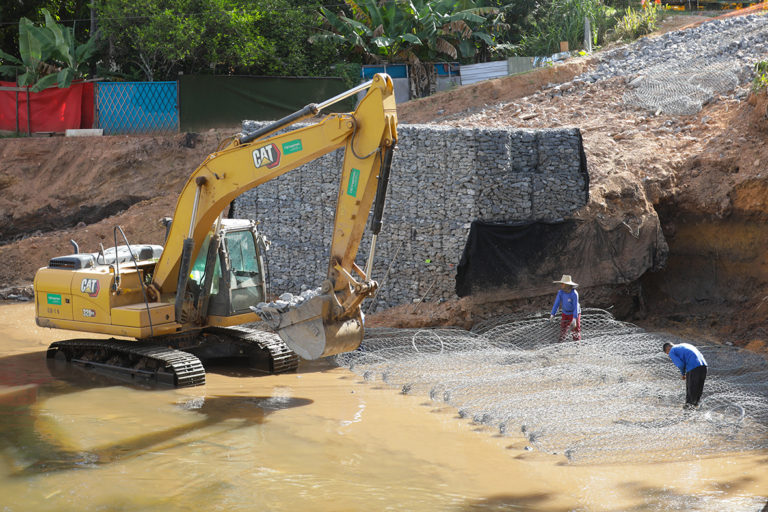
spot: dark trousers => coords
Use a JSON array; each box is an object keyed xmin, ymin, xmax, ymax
[{"xmin": 686, "ymin": 365, "xmax": 707, "ymax": 406}]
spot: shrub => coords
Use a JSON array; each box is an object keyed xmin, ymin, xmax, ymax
[
  {"xmin": 752, "ymin": 61, "xmax": 768, "ymax": 93},
  {"xmin": 607, "ymin": 4, "xmax": 660, "ymax": 42},
  {"xmin": 518, "ymin": 0, "xmax": 617, "ymax": 56}
]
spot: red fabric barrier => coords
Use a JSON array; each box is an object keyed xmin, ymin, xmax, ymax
[{"xmin": 0, "ymin": 80, "xmax": 94, "ymax": 133}]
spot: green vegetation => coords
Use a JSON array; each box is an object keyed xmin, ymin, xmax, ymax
[
  {"xmin": 607, "ymin": 4, "xmax": 661, "ymax": 42},
  {"xmin": 312, "ymin": 0, "xmax": 497, "ymax": 63},
  {"xmin": 0, "ymin": 9, "xmax": 98, "ymax": 91},
  {"xmin": 1, "ymin": 0, "xmax": 340, "ymax": 84},
  {"xmin": 96, "ymin": 0, "xmax": 339, "ymax": 80},
  {"xmin": 0, "ymin": 1, "xmax": 668, "ymax": 88},
  {"xmin": 518, "ymin": 0, "xmax": 617, "ymax": 56},
  {"xmin": 752, "ymin": 61, "xmax": 768, "ymax": 93}
]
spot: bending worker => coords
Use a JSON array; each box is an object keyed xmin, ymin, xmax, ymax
[
  {"xmin": 549, "ymin": 274, "xmax": 581, "ymax": 341},
  {"xmin": 663, "ymin": 342, "xmax": 708, "ymax": 409}
]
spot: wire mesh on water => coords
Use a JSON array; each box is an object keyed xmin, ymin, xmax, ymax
[{"xmin": 335, "ymin": 309, "xmax": 768, "ymax": 464}]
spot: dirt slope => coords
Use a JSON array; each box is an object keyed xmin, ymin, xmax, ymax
[
  {"xmin": 0, "ymin": 131, "xmax": 231, "ymax": 287},
  {"xmin": 1, "ymin": 11, "xmax": 767, "ymax": 352}
]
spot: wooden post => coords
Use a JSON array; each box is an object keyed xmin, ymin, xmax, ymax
[
  {"xmin": 26, "ymin": 86, "xmax": 31, "ymax": 136},
  {"xmin": 584, "ymin": 17, "xmax": 592, "ymax": 54},
  {"xmin": 560, "ymin": 41, "xmax": 569, "ymax": 52},
  {"xmin": 14, "ymin": 70, "xmax": 19, "ymax": 134}
]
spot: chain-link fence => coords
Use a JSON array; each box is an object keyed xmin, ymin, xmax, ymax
[{"xmin": 95, "ymin": 82, "xmax": 178, "ymax": 135}]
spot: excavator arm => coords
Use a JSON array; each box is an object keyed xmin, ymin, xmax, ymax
[{"xmin": 150, "ymin": 73, "xmax": 398, "ymax": 359}]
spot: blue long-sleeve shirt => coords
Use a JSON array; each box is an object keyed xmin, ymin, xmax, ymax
[
  {"xmin": 668, "ymin": 343, "xmax": 707, "ymax": 375},
  {"xmin": 551, "ymin": 289, "xmax": 580, "ymax": 316}
]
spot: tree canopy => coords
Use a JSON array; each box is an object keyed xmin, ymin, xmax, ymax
[
  {"xmin": 312, "ymin": 0, "xmax": 501, "ymax": 64},
  {"xmin": 0, "ymin": 0, "xmax": 644, "ymax": 87},
  {"xmin": 96, "ymin": 0, "xmax": 340, "ymax": 81}
]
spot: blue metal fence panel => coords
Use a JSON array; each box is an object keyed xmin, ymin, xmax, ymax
[
  {"xmin": 95, "ymin": 82, "xmax": 178, "ymax": 135},
  {"xmin": 361, "ymin": 64, "xmax": 408, "ymax": 79}
]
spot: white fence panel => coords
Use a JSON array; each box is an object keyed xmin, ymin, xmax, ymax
[{"xmin": 460, "ymin": 60, "xmax": 508, "ymax": 85}]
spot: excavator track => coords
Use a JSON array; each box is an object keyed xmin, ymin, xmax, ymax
[
  {"xmin": 202, "ymin": 326, "xmax": 299, "ymax": 374},
  {"xmin": 47, "ymin": 339, "xmax": 206, "ymax": 388},
  {"xmin": 45, "ymin": 328, "xmax": 297, "ymax": 388}
]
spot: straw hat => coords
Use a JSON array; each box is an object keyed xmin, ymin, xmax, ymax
[{"xmin": 553, "ymin": 274, "xmax": 578, "ymax": 287}]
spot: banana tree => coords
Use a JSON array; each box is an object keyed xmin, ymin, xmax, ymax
[
  {"xmin": 403, "ymin": 0, "xmax": 496, "ymax": 62},
  {"xmin": 313, "ymin": 0, "xmax": 418, "ymax": 62},
  {"xmin": 0, "ymin": 9, "xmax": 97, "ymax": 92},
  {"xmin": 313, "ymin": 0, "xmax": 497, "ymax": 64},
  {"xmin": 40, "ymin": 9, "xmax": 98, "ymax": 89}
]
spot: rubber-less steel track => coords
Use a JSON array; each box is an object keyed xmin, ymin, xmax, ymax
[
  {"xmin": 203, "ymin": 326, "xmax": 299, "ymax": 374},
  {"xmin": 46, "ymin": 326, "xmax": 298, "ymax": 388},
  {"xmin": 47, "ymin": 339, "xmax": 206, "ymax": 387}
]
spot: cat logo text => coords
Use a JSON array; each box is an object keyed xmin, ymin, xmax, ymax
[
  {"xmin": 80, "ymin": 278, "xmax": 100, "ymax": 297},
  {"xmin": 252, "ymin": 143, "xmax": 281, "ymax": 169}
]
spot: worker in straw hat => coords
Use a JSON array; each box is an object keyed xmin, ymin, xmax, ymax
[{"xmin": 549, "ymin": 274, "xmax": 581, "ymax": 341}]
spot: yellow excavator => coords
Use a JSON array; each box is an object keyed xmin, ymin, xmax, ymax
[{"xmin": 33, "ymin": 73, "xmax": 398, "ymax": 387}]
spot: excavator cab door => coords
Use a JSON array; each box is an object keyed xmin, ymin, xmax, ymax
[
  {"xmin": 225, "ymin": 228, "xmax": 267, "ymax": 313},
  {"xmin": 191, "ymin": 220, "xmax": 268, "ymax": 319}
]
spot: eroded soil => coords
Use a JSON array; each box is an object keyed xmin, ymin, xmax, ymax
[{"xmin": 1, "ymin": 11, "xmax": 767, "ymax": 354}]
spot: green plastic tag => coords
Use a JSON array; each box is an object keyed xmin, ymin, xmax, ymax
[
  {"xmin": 282, "ymin": 139, "xmax": 302, "ymax": 154},
  {"xmin": 347, "ymin": 168, "xmax": 360, "ymax": 197}
]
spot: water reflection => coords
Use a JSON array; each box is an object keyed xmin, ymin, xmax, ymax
[
  {"xmin": 0, "ymin": 349, "xmax": 313, "ymax": 480},
  {"xmin": 0, "ymin": 352, "xmax": 55, "ymax": 387},
  {"xmin": 2, "ymin": 303, "xmax": 768, "ymax": 512},
  {"xmin": 4, "ymin": 385, "xmax": 312, "ymax": 477}
]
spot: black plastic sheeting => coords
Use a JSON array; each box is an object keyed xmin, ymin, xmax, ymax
[
  {"xmin": 455, "ymin": 220, "xmax": 577, "ymax": 297},
  {"xmin": 179, "ymin": 75, "xmax": 356, "ymax": 131}
]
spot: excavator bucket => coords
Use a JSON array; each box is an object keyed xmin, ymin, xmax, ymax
[{"xmin": 256, "ymin": 293, "xmax": 363, "ymax": 360}]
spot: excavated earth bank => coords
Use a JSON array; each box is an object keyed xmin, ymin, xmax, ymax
[{"xmin": 1, "ymin": 12, "xmax": 767, "ymax": 355}]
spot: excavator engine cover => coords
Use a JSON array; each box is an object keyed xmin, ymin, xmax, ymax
[{"xmin": 273, "ymin": 294, "xmax": 363, "ymax": 360}]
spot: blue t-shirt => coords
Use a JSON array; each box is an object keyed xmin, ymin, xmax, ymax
[
  {"xmin": 668, "ymin": 343, "xmax": 707, "ymax": 375},
  {"xmin": 551, "ymin": 289, "xmax": 580, "ymax": 316}
]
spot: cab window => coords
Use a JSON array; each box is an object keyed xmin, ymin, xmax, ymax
[
  {"xmin": 225, "ymin": 231, "xmax": 260, "ymax": 274},
  {"xmin": 189, "ymin": 233, "xmax": 221, "ymax": 295}
]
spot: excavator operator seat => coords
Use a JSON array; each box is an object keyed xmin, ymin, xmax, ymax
[{"xmin": 194, "ymin": 219, "xmax": 268, "ymax": 318}]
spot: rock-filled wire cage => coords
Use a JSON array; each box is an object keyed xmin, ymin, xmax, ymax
[{"xmin": 334, "ymin": 309, "xmax": 768, "ymax": 464}]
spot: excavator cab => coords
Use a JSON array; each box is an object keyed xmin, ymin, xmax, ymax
[
  {"xmin": 180, "ymin": 217, "xmax": 365, "ymax": 360},
  {"xmin": 184, "ymin": 219, "xmax": 269, "ymax": 323}
]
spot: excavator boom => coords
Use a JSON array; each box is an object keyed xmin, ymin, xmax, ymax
[
  {"xmin": 153, "ymin": 73, "xmax": 398, "ymax": 358},
  {"xmin": 34, "ymin": 74, "xmax": 398, "ymax": 384}
]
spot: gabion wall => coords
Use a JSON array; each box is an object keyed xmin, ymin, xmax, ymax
[{"xmin": 234, "ymin": 123, "xmax": 588, "ymax": 310}]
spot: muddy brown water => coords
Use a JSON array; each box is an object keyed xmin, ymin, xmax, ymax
[{"xmin": 1, "ymin": 303, "xmax": 767, "ymax": 511}]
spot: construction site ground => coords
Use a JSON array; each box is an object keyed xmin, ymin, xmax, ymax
[{"xmin": 1, "ymin": 9, "xmax": 767, "ymax": 355}]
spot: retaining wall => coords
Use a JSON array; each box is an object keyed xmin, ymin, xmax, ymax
[{"xmin": 234, "ymin": 123, "xmax": 588, "ymax": 310}]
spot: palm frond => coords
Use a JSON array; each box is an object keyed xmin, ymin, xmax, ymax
[{"xmin": 435, "ymin": 37, "xmax": 457, "ymax": 59}]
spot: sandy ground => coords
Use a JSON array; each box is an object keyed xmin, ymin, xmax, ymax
[{"xmin": 1, "ymin": 302, "xmax": 767, "ymax": 511}]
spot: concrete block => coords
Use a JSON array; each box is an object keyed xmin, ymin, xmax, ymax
[{"xmin": 65, "ymin": 129, "xmax": 104, "ymax": 137}]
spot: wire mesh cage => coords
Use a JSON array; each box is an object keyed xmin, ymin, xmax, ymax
[{"xmin": 336, "ymin": 309, "xmax": 768, "ymax": 464}]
